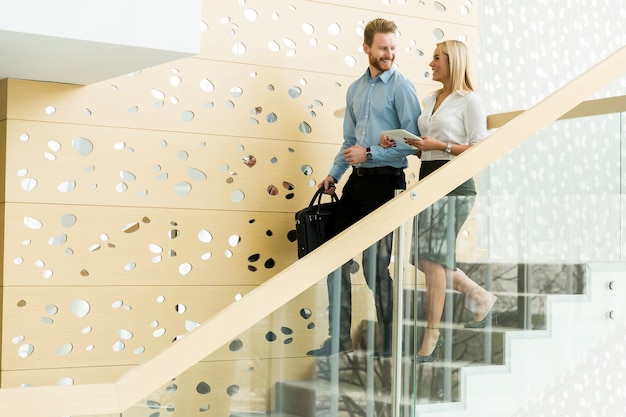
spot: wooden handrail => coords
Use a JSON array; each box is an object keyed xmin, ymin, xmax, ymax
[
  {"xmin": 487, "ymin": 95, "xmax": 626, "ymax": 129},
  {"xmin": 0, "ymin": 45, "xmax": 624, "ymax": 417}
]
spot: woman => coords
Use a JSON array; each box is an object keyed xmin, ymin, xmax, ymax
[{"xmin": 381, "ymin": 40, "xmax": 498, "ymax": 362}]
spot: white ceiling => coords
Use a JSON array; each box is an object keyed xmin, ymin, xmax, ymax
[
  {"xmin": 0, "ymin": 30, "xmax": 196, "ymax": 85},
  {"xmin": 0, "ymin": 0, "xmax": 201, "ymax": 85}
]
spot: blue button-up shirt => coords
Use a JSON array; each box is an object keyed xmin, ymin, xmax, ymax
[{"xmin": 329, "ymin": 66, "xmax": 421, "ymax": 182}]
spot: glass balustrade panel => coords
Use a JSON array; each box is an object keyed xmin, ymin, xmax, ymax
[{"xmin": 79, "ymin": 110, "xmax": 624, "ymax": 417}]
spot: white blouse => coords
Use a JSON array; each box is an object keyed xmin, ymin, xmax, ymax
[{"xmin": 418, "ymin": 90, "xmax": 487, "ymax": 162}]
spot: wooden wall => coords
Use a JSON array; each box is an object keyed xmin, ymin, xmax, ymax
[{"xmin": 0, "ymin": 0, "xmax": 478, "ymax": 413}]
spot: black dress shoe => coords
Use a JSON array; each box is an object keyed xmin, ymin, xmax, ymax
[{"xmin": 306, "ymin": 337, "xmax": 353, "ymax": 357}]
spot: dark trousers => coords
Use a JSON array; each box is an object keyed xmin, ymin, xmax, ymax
[{"xmin": 326, "ymin": 168, "xmax": 406, "ymax": 343}]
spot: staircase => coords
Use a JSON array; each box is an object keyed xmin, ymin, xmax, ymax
[{"xmin": 269, "ymin": 262, "xmax": 624, "ymax": 417}]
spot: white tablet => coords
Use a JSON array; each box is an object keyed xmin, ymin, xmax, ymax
[{"xmin": 381, "ymin": 129, "xmax": 422, "ymax": 150}]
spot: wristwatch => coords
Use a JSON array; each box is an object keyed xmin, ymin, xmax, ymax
[
  {"xmin": 366, "ymin": 147, "xmax": 373, "ymax": 160},
  {"xmin": 444, "ymin": 142, "xmax": 452, "ymax": 154}
]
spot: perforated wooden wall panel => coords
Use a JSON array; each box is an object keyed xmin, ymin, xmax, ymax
[{"xmin": 0, "ymin": 0, "xmax": 478, "ymax": 411}]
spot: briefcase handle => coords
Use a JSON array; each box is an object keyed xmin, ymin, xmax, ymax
[{"xmin": 309, "ymin": 187, "xmax": 339, "ymax": 207}]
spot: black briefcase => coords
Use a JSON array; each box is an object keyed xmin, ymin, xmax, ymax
[{"xmin": 295, "ymin": 188, "xmax": 340, "ymax": 258}]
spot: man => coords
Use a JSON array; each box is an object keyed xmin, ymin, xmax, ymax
[{"xmin": 307, "ymin": 18, "xmax": 421, "ymax": 357}]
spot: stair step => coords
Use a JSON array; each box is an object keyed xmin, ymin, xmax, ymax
[{"xmin": 231, "ymin": 412, "xmax": 302, "ymax": 417}]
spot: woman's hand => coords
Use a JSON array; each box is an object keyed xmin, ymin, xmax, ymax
[
  {"xmin": 379, "ymin": 134, "xmax": 395, "ymax": 148},
  {"xmin": 407, "ymin": 135, "xmax": 442, "ymax": 152}
]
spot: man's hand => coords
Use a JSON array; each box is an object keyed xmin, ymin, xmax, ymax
[
  {"xmin": 380, "ymin": 134, "xmax": 395, "ymax": 148},
  {"xmin": 343, "ymin": 145, "xmax": 367, "ymax": 165},
  {"xmin": 318, "ymin": 175, "xmax": 337, "ymax": 194}
]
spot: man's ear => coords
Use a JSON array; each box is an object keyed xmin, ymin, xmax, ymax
[{"xmin": 362, "ymin": 43, "xmax": 369, "ymax": 54}]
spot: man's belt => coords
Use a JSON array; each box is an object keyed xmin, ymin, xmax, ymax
[{"xmin": 353, "ymin": 166, "xmax": 403, "ymax": 176}]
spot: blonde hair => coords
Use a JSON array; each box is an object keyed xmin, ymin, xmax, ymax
[
  {"xmin": 436, "ymin": 40, "xmax": 474, "ymax": 93},
  {"xmin": 363, "ymin": 18, "xmax": 398, "ymax": 47}
]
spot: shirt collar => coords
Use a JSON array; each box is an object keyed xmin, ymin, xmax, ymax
[{"xmin": 366, "ymin": 66, "xmax": 396, "ymax": 83}]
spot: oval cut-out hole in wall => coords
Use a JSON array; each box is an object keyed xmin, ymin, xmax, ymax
[
  {"xmin": 72, "ymin": 137, "xmax": 94, "ymax": 155},
  {"xmin": 179, "ymin": 263, "xmax": 192, "ymax": 276},
  {"xmin": 151, "ymin": 89, "xmax": 165, "ymax": 99},
  {"xmin": 188, "ymin": 167, "xmax": 207, "ymax": 181},
  {"xmin": 268, "ymin": 40, "xmax": 280, "ymax": 52},
  {"xmin": 228, "ymin": 235, "xmax": 241, "ymax": 247},
  {"xmin": 45, "ymin": 304, "xmax": 59, "ymax": 315},
  {"xmin": 175, "ymin": 182, "xmax": 192, "ymax": 197},
  {"xmin": 153, "ymin": 328, "xmax": 166, "ymax": 338},
  {"xmin": 112, "ymin": 341, "xmax": 125, "ymax": 352},
  {"xmin": 200, "ymin": 78, "xmax": 214, "ymax": 92},
  {"xmin": 61, "ymin": 214, "xmax": 77, "ymax": 228},
  {"xmin": 345, "ymin": 56, "xmax": 357, "ymax": 68},
  {"xmin": 243, "ymin": 8, "xmax": 259, "ymax": 22},
  {"xmin": 118, "ymin": 329, "xmax": 133, "ymax": 340},
  {"xmin": 231, "ymin": 190, "xmax": 245, "ymax": 203},
  {"xmin": 70, "ymin": 299, "xmax": 91, "ymax": 318},
  {"xmin": 243, "ymin": 155, "xmax": 256, "ymax": 167},
  {"xmin": 123, "ymin": 222, "xmax": 140, "ymax": 233},
  {"xmin": 18, "ymin": 344, "xmax": 35, "ymax": 358},
  {"xmin": 328, "ymin": 22, "xmax": 341, "ymax": 35},
  {"xmin": 48, "ymin": 140, "xmax": 61, "ymax": 152},
  {"xmin": 120, "ymin": 171, "xmax": 136, "ymax": 181},
  {"xmin": 181, "ymin": 111, "xmax": 195, "ymax": 122},
  {"xmin": 198, "ymin": 229, "xmax": 213, "ymax": 243},
  {"xmin": 229, "ymin": 339, "xmax": 243, "ymax": 351},
  {"xmin": 230, "ymin": 87, "xmax": 243, "ymax": 98},
  {"xmin": 21, "ymin": 178, "xmax": 38, "ymax": 191},
  {"xmin": 197, "ymin": 381, "xmax": 211, "ymax": 394},
  {"xmin": 57, "ymin": 377, "xmax": 74, "ymax": 386},
  {"xmin": 55, "ymin": 343, "xmax": 73, "ymax": 356},
  {"xmin": 233, "ymin": 42, "xmax": 246, "ymax": 55},
  {"xmin": 186, "ymin": 320, "xmax": 200, "ymax": 331},
  {"xmin": 58, "ymin": 180, "xmax": 77, "ymax": 192},
  {"xmin": 24, "ymin": 216, "xmax": 43, "ymax": 229},
  {"xmin": 48, "ymin": 234, "xmax": 67, "ymax": 246},
  {"xmin": 299, "ymin": 121, "xmax": 312, "ymax": 134},
  {"xmin": 267, "ymin": 185, "xmax": 278, "ymax": 195},
  {"xmin": 288, "ymin": 86, "xmax": 302, "ymax": 98}
]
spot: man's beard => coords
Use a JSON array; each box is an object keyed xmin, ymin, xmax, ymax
[{"xmin": 369, "ymin": 55, "xmax": 394, "ymax": 73}]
